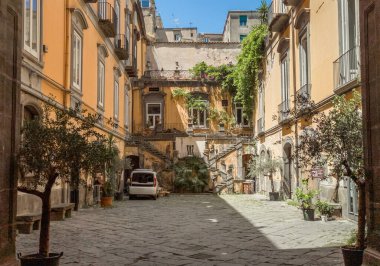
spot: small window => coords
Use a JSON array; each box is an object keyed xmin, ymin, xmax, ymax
[
  {"xmin": 141, "ymin": 0, "xmax": 150, "ymax": 8},
  {"xmin": 187, "ymin": 145, "xmax": 194, "ymax": 156},
  {"xmin": 24, "ymin": 0, "xmax": 41, "ymax": 58},
  {"xmin": 72, "ymin": 30, "xmax": 82, "ymax": 91},
  {"xmin": 97, "ymin": 60, "xmax": 105, "ymax": 108},
  {"xmin": 149, "ymin": 87, "xmax": 160, "ymax": 92},
  {"xmin": 240, "ymin": 35, "xmax": 247, "ymax": 42},
  {"xmin": 146, "ymin": 103, "xmax": 161, "ymax": 128},
  {"xmin": 174, "ymin": 33, "xmax": 182, "ymax": 42},
  {"xmin": 235, "ymin": 104, "xmax": 249, "ymax": 127},
  {"xmin": 204, "ymin": 38, "xmax": 209, "ymax": 43},
  {"xmin": 114, "ymin": 81, "xmax": 119, "ymax": 120},
  {"xmin": 240, "ymin": 15, "xmax": 248, "ymax": 27},
  {"xmin": 189, "ymin": 100, "xmax": 208, "ymax": 128}
]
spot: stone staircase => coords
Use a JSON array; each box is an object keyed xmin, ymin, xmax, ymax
[{"xmin": 126, "ymin": 136, "xmax": 171, "ymax": 165}]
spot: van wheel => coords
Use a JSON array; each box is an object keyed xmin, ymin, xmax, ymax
[{"xmin": 153, "ymin": 195, "xmax": 157, "ymax": 200}]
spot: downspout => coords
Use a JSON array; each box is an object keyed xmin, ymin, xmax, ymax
[{"xmin": 291, "ymin": 7, "xmax": 300, "ymax": 189}]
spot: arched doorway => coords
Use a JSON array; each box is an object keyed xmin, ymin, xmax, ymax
[
  {"xmin": 124, "ymin": 155, "xmax": 140, "ymax": 194},
  {"xmin": 283, "ymin": 143, "xmax": 292, "ymax": 199}
]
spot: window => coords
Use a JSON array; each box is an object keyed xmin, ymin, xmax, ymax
[
  {"xmin": 280, "ymin": 53, "xmax": 290, "ymax": 109},
  {"xmin": 187, "ymin": 145, "xmax": 194, "ymax": 156},
  {"xmin": 149, "ymin": 87, "xmax": 160, "ymax": 92},
  {"xmin": 299, "ymin": 31, "xmax": 309, "ymax": 87},
  {"xmin": 141, "ymin": 0, "xmax": 150, "ymax": 8},
  {"xmin": 114, "ymin": 81, "xmax": 119, "ymax": 120},
  {"xmin": 146, "ymin": 103, "xmax": 161, "ymax": 128},
  {"xmin": 258, "ymin": 85, "xmax": 264, "ymax": 119},
  {"xmin": 204, "ymin": 38, "xmax": 209, "ymax": 43},
  {"xmin": 189, "ymin": 100, "xmax": 208, "ymax": 128},
  {"xmin": 97, "ymin": 60, "xmax": 105, "ymax": 108},
  {"xmin": 174, "ymin": 33, "xmax": 182, "ymax": 42},
  {"xmin": 24, "ymin": 0, "xmax": 40, "ymax": 58},
  {"xmin": 239, "ymin": 15, "xmax": 248, "ymax": 27},
  {"xmin": 240, "ymin": 35, "xmax": 247, "ymax": 42},
  {"xmin": 338, "ymin": 0, "xmax": 359, "ymax": 54},
  {"xmin": 235, "ymin": 104, "xmax": 250, "ymax": 127},
  {"xmin": 124, "ymin": 86, "xmax": 129, "ymax": 127},
  {"xmin": 72, "ymin": 30, "xmax": 82, "ymax": 91}
]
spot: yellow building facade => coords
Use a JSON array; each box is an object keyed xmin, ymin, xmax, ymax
[
  {"xmin": 254, "ymin": 0, "xmax": 360, "ymax": 219},
  {"xmin": 19, "ymin": 0, "xmax": 146, "ymax": 213}
]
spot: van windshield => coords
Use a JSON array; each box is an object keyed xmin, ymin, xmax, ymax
[{"xmin": 131, "ymin": 173, "xmax": 154, "ymax": 184}]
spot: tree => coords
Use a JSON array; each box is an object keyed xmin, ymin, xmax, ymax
[
  {"xmin": 18, "ymin": 103, "xmax": 110, "ymax": 257},
  {"xmin": 257, "ymin": 0, "xmax": 269, "ymax": 24},
  {"xmin": 296, "ymin": 91, "xmax": 365, "ymax": 249}
]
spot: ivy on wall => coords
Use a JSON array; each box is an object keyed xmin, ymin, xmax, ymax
[{"xmin": 172, "ymin": 88, "xmax": 208, "ymax": 110}]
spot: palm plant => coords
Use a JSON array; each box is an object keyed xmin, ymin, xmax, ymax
[{"xmin": 173, "ymin": 157, "xmax": 209, "ymax": 193}]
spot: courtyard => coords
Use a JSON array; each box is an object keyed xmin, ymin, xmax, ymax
[{"xmin": 16, "ymin": 194, "xmax": 355, "ymax": 265}]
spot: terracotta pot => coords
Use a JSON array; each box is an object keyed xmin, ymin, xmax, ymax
[
  {"xmin": 18, "ymin": 252, "xmax": 63, "ymax": 266},
  {"xmin": 101, "ymin": 196, "xmax": 113, "ymax": 207},
  {"xmin": 341, "ymin": 246, "xmax": 364, "ymax": 266},
  {"xmin": 302, "ymin": 209, "xmax": 315, "ymax": 221}
]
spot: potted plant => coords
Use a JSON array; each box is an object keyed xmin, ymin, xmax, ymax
[
  {"xmin": 315, "ymin": 200, "xmax": 334, "ymax": 222},
  {"xmin": 101, "ymin": 180, "xmax": 113, "ymax": 207},
  {"xmin": 296, "ymin": 92, "xmax": 365, "ymax": 265},
  {"xmin": 295, "ymin": 180, "xmax": 318, "ymax": 221},
  {"xmin": 17, "ymin": 103, "xmax": 109, "ymax": 265}
]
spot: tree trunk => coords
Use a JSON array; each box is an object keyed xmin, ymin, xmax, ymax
[
  {"xmin": 270, "ymin": 173, "xmax": 275, "ymax": 193},
  {"xmin": 356, "ymin": 181, "xmax": 366, "ymax": 250},
  {"xmin": 331, "ymin": 177, "xmax": 340, "ymax": 203},
  {"xmin": 39, "ymin": 191, "xmax": 51, "ymax": 257},
  {"xmin": 71, "ymin": 167, "xmax": 80, "ymax": 211}
]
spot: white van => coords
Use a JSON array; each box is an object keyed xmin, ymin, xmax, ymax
[{"xmin": 129, "ymin": 169, "xmax": 159, "ymax": 200}]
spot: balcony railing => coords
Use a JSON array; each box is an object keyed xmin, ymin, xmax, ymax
[
  {"xmin": 257, "ymin": 117, "xmax": 265, "ymax": 135},
  {"xmin": 268, "ymin": 0, "xmax": 289, "ymax": 32},
  {"xmin": 84, "ymin": 0, "xmax": 97, "ymax": 3},
  {"xmin": 114, "ymin": 34, "xmax": 129, "ymax": 60},
  {"xmin": 98, "ymin": 2, "xmax": 116, "ymax": 37},
  {"xmin": 133, "ymin": 123, "xmax": 187, "ymax": 135},
  {"xmin": 144, "ymin": 70, "xmax": 195, "ymax": 80},
  {"xmin": 296, "ymin": 83, "xmax": 311, "ymax": 101},
  {"xmin": 333, "ymin": 46, "xmax": 360, "ymax": 92},
  {"xmin": 278, "ymin": 99, "xmax": 291, "ymax": 123}
]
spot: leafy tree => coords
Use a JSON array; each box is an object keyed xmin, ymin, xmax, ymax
[
  {"xmin": 257, "ymin": 0, "xmax": 269, "ymax": 24},
  {"xmin": 18, "ymin": 103, "xmax": 110, "ymax": 257},
  {"xmin": 296, "ymin": 91, "xmax": 365, "ymax": 249}
]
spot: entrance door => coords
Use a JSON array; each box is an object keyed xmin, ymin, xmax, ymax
[
  {"xmin": 283, "ymin": 143, "xmax": 292, "ymax": 198},
  {"xmin": 348, "ymin": 178, "xmax": 358, "ymax": 220}
]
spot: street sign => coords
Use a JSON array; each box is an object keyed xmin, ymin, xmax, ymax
[{"xmin": 311, "ymin": 167, "xmax": 325, "ymax": 179}]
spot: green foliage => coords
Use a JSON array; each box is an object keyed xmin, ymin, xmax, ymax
[
  {"xmin": 297, "ymin": 91, "xmax": 364, "ymax": 184},
  {"xmin": 346, "ymin": 230, "xmax": 357, "ymax": 246},
  {"xmin": 234, "ymin": 24, "xmax": 268, "ymax": 117},
  {"xmin": 172, "ymin": 88, "xmax": 208, "ymax": 110},
  {"xmin": 295, "ymin": 183, "xmax": 318, "ymax": 210},
  {"xmin": 315, "ymin": 200, "xmax": 334, "ymax": 216},
  {"xmin": 257, "ymin": 0, "xmax": 269, "ymax": 24},
  {"xmin": 173, "ymin": 157, "xmax": 209, "ymax": 193},
  {"xmin": 102, "ymin": 180, "xmax": 114, "ymax": 197},
  {"xmin": 172, "ymin": 88, "xmax": 191, "ymax": 99}
]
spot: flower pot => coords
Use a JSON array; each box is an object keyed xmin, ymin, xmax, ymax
[
  {"xmin": 269, "ymin": 192, "xmax": 280, "ymax": 201},
  {"xmin": 302, "ymin": 209, "xmax": 315, "ymax": 221},
  {"xmin": 341, "ymin": 246, "xmax": 364, "ymax": 266},
  {"xmin": 18, "ymin": 252, "xmax": 63, "ymax": 266},
  {"xmin": 100, "ymin": 196, "xmax": 113, "ymax": 207},
  {"xmin": 321, "ymin": 215, "xmax": 328, "ymax": 222}
]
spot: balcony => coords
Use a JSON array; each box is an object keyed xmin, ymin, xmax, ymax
[
  {"xmin": 83, "ymin": 0, "xmax": 97, "ymax": 3},
  {"xmin": 283, "ymin": 0, "xmax": 301, "ymax": 6},
  {"xmin": 125, "ymin": 47, "xmax": 137, "ymax": 77},
  {"xmin": 98, "ymin": 2, "xmax": 116, "ymax": 37},
  {"xmin": 278, "ymin": 99, "xmax": 291, "ymax": 124},
  {"xmin": 268, "ymin": 0, "xmax": 289, "ymax": 33},
  {"xmin": 114, "ymin": 34, "xmax": 129, "ymax": 60},
  {"xmin": 144, "ymin": 70, "xmax": 194, "ymax": 80},
  {"xmin": 257, "ymin": 117, "xmax": 265, "ymax": 136},
  {"xmin": 296, "ymin": 84, "xmax": 312, "ymax": 115},
  {"xmin": 333, "ymin": 46, "xmax": 360, "ymax": 94}
]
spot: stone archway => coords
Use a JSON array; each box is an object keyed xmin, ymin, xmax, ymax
[{"xmin": 283, "ymin": 142, "xmax": 293, "ymax": 199}]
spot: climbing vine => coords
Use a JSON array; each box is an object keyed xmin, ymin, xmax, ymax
[
  {"xmin": 172, "ymin": 88, "xmax": 208, "ymax": 110},
  {"xmin": 233, "ymin": 24, "xmax": 268, "ymax": 116}
]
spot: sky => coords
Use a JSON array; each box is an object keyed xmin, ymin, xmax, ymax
[{"xmin": 154, "ymin": 0, "xmax": 263, "ymax": 34}]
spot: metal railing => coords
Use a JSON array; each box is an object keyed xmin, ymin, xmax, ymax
[
  {"xmin": 114, "ymin": 34, "xmax": 128, "ymax": 50},
  {"xmin": 333, "ymin": 46, "xmax": 360, "ymax": 90},
  {"xmin": 268, "ymin": 0, "xmax": 287, "ymax": 25},
  {"xmin": 98, "ymin": 2, "xmax": 116, "ymax": 23},
  {"xmin": 296, "ymin": 83, "xmax": 311, "ymax": 101},
  {"xmin": 278, "ymin": 98, "xmax": 290, "ymax": 123},
  {"xmin": 133, "ymin": 123, "xmax": 186, "ymax": 134},
  {"xmin": 143, "ymin": 70, "xmax": 195, "ymax": 80},
  {"xmin": 257, "ymin": 117, "xmax": 265, "ymax": 135}
]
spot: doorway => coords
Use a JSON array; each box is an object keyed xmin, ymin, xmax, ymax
[
  {"xmin": 283, "ymin": 143, "xmax": 292, "ymax": 199},
  {"xmin": 124, "ymin": 155, "xmax": 140, "ymax": 194}
]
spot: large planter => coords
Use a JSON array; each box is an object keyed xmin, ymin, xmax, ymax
[
  {"xmin": 100, "ymin": 196, "xmax": 113, "ymax": 207},
  {"xmin": 18, "ymin": 252, "xmax": 63, "ymax": 266},
  {"xmin": 302, "ymin": 209, "xmax": 315, "ymax": 221},
  {"xmin": 269, "ymin": 192, "xmax": 280, "ymax": 201},
  {"xmin": 341, "ymin": 246, "xmax": 364, "ymax": 266}
]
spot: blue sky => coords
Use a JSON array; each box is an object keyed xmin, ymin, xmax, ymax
[{"xmin": 154, "ymin": 0, "xmax": 262, "ymax": 34}]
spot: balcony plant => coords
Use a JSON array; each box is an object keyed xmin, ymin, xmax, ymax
[
  {"xmin": 315, "ymin": 200, "xmax": 334, "ymax": 222},
  {"xmin": 17, "ymin": 103, "xmax": 109, "ymax": 265},
  {"xmin": 296, "ymin": 91, "xmax": 365, "ymax": 265}
]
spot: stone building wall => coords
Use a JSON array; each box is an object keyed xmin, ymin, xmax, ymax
[{"xmin": 0, "ymin": 0, "xmax": 22, "ymax": 265}]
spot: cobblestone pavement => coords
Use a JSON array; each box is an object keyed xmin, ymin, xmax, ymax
[{"xmin": 17, "ymin": 194, "xmax": 355, "ymax": 265}]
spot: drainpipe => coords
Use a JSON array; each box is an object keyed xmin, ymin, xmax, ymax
[
  {"xmin": 63, "ymin": 0, "xmax": 70, "ymax": 108},
  {"xmin": 291, "ymin": 7, "xmax": 300, "ymax": 189}
]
